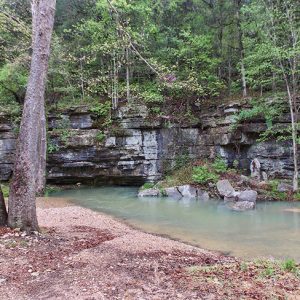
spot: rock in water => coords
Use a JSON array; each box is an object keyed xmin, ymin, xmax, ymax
[
  {"xmin": 177, "ymin": 185, "xmax": 197, "ymax": 198},
  {"xmin": 216, "ymin": 180, "xmax": 235, "ymax": 197},
  {"xmin": 138, "ymin": 188, "xmax": 159, "ymax": 197},
  {"xmin": 229, "ymin": 201, "xmax": 255, "ymax": 211},
  {"xmin": 238, "ymin": 190, "xmax": 257, "ymax": 203},
  {"xmin": 164, "ymin": 187, "xmax": 182, "ymax": 199},
  {"xmin": 224, "ymin": 191, "xmax": 240, "ymax": 202},
  {"xmin": 196, "ymin": 188, "xmax": 210, "ymax": 201}
]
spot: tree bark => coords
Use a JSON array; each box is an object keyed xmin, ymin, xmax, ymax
[
  {"xmin": 0, "ymin": 186, "xmax": 7, "ymax": 226},
  {"xmin": 8, "ymin": 0, "xmax": 56, "ymax": 232},
  {"xmin": 36, "ymin": 103, "xmax": 47, "ymax": 196},
  {"xmin": 32, "ymin": 0, "xmax": 47, "ymax": 197}
]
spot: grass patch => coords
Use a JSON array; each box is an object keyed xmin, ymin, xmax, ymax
[
  {"xmin": 141, "ymin": 182, "xmax": 156, "ymax": 190},
  {"xmin": 282, "ymin": 259, "xmax": 297, "ymax": 273}
]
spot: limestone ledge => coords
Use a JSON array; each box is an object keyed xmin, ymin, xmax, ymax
[{"xmin": 0, "ymin": 102, "xmax": 296, "ymax": 184}]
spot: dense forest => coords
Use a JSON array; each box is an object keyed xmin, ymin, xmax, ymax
[{"xmin": 1, "ymin": 0, "xmax": 298, "ymax": 109}]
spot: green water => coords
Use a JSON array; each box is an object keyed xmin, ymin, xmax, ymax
[{"xmin": 50, "ymin": 186, "xmax": 300, "ymax": 261}]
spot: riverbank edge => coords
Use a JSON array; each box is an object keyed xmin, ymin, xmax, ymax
[{"xmin": 0, "ymin": 199, "xmax": 299, "ymax": 299}]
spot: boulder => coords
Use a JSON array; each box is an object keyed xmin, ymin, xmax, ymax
[
  {"xmin": 277, "ymin": 182, "xmax": 293, "ymax": 193},
  {"xmin": 178, "ymin": 185, "xmax": 197, "ymax": 198},
  {"xmin": 237, "ymin": 190, "xmax": 257, "ymax": 203},
  {"xmin": 216, "ymin": 180, "xmax": 235, "ymax": 197},
  {"xmin": 224, "ymin": 191, "xmax": 240, "ymax": 202},
  {"xmin": 164, "ymin": 187, "xmax": 182, "ymax": 199},
  {"xmin": 228, "ymin": 201, "xmax": 255, "ymax": 211},
  {"xmin": 196, "ymin": 188, "xmax": 210, "ymax": 201},
  {"xmin": 138, "ymin": 188, "xmax": 159, "ymax": 197},
  {"xmin": 250, "ymin": 158, "xmax": 261, "ymax": 181}
]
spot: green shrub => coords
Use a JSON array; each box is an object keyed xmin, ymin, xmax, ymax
[
  {"xmin": 139, "ymin": 83, "xmax": 164, "ymax": 104},
  {"xmin": 294, "ymin": 192, "xmax": 300, "ymax": 201},
  {"xmin": 260, "ymin": 266, "xmax": 275, "ymax": 278},
  {"xmin": 150, "ymin": 107, "xmax": 162, "ymax": 115},
  {"xmin": 192, "ymin": 166, "xmax": 219, "ymax": 184},
  {"xmin": 212, "ymin": 156, "xmax": 227, "ymax": 173},
  {"xmin": 282, "ymin": 259, "xmax": 297, "ymax": 273},
  {"xmin": 47, "ymin": 141, "xmax": 60, "ymax": 153},
  {"xmin": 59, "ymin": 129, "xmax": 72, "ymax": 144},
  {"xmin": 90, "ymin": 101, "xmax": 111, "ymax": 117},
  {"xmin": 95, "ymin": 131, "xmax": 106, "ymax": 143}
]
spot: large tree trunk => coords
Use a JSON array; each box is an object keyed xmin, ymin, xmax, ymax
[
  {"xmin": 8, "ymin": 0, "xmax": 56, "ymax": 232},
  {"xmin": 32, "ymin": 0, "xmax": 47, "ymax": 196},
  {"xmin": 36, "ymin": 103, "xmax": 47, "ymax": 196},
  {"xmin": 0, "ymin": 186, "xmax": 7, "ymax": 226}
]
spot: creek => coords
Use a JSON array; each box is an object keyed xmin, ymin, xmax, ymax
[{"xmin": 50, "ymin": 186, "xmax": 300, "ymax": 261}]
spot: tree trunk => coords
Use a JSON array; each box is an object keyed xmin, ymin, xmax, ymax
[
  {"xmin": 236, "ymin": 0, "xmax": 247, "ymax": 97},
  {"xmin": 126, "ymin": 47, "xmax": 130, "ymax": 102},
  {"xmin": 285, "ymin": 79, "xmax": 298, "ymax": 192},
  {"xmin": 0, "ymin": 186, "xmax": 7, "ymax": 226},
  {"xmin": 36, "ymin": 103, "xmax": 47, "ymax": 196},
  {"xmin": 32, "ymin": 1, "xmax": 47, "ymax": 196},
  {"xmin": 8, "ymin": 0, "xmax": 56, "ymax": 232}
]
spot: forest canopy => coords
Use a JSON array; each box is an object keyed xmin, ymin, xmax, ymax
[{"xmin": 0, "ymin": 0, "xmax": 299, "ymax": 110}]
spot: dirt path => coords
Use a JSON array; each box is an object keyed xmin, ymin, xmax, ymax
[{"xmin": 0, "ymin": 201, "xmax": 299, "ymax": 299}]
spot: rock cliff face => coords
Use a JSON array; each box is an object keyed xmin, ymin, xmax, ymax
[{"xmin": 0, "ymin": 102, "xmax": 294, "ymax": 185}]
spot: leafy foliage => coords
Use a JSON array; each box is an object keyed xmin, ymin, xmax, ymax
[
  {"xmin": 95, "ymin": 131, "xmax": 106, "ymax": 143},
  {"xmin": 212, "ymin": 156, "xmax": 227, "ymax": 174},
  {"xmin": 192, "ymin": 166, "xmax": 219, "ymax": 184}
]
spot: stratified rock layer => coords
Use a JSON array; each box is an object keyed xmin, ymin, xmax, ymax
[{"xmin": 0, "ymin": 102, "xmax": 296, "ymax": 184}]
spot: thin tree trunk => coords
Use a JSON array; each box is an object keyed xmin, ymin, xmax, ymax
[
  {"xmin": 8, "ymin": 0, "xmax": 56, "ymax": 232},
  {"xmin": 0, "ymin": 186, "xmax": 7, "ymax": 226},
  {"xmin": 79, "ymin": 55, "xmax": 85, "ymax": 103},
  {"xmin": 126, "ymin": 47, "xmax": 130, "ymax": 102},
  {"xmin": 283, "ymin": 73, "xmax": 298, "ymax": 191},
  {"xmin": 241, "ymin": 60, "xmax": 247, "ymax": 97},
  {"xmin": 236, "ymin": 0, "xmax": 247, "ymax": 98},
  {"xmin": 112, "ymin": 51, "xmax": 118, "ymax": 110}
]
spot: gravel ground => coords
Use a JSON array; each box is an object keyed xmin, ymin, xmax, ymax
[{"xmin": 0, "ymin": 200, "xmax": 299, "ymax": 300}]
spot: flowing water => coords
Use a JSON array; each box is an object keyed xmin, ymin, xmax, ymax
[{"xmin": 50, "ymin": 186, "xmax": 300, "ymax": 261}]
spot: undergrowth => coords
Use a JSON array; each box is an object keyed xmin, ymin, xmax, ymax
[{"xmin": 159, "ymin": 156, "xmax": 228, "ymax": 188}]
